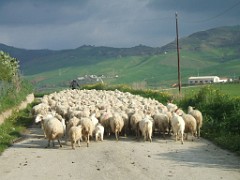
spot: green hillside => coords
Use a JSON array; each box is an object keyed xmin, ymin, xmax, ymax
[{"xmin": 1, "ymin": 25, "xmax": 240, "ymax": 90}]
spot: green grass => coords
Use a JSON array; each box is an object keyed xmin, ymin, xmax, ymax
[
  {"xmin": 164, "ymin": 83, "xmax": 240, "ymax": 99},
  {"xmin": 0, "ymin": 104, "xmax": 34, "ymax": 154}
]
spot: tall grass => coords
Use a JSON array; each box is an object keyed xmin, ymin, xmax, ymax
[
  {"xmin": 0, "ymin": 103, "xmax": 35, "ymax": 153},
  {"xmin": 0, "ymin": 80, "xmax": 33, "ymax": 113}
]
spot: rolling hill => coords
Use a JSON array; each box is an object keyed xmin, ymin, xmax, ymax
[{"xmin": 1, "ymin": 25, "xmax": 240, "ymax": 90}]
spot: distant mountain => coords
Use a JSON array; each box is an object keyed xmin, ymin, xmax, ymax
[
  {"xmin": 1, "ymin": 25, "xmax": 240, "ymax": 89},
  {"xmin": 0, "ymin": 43, "xmax": 163, "ymax": 75}
]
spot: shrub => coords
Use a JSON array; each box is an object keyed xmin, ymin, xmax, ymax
[{"xmin": 178, "ymin": 85, "xmax": 240, "ymax": 154}]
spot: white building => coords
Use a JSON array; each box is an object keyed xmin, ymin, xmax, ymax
[{"xmin": 188, "ymin": 76, "xmax": 228, "ymax": 84}]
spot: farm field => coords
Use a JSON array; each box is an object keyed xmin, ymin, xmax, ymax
[{"xmin": 164, "ymin": 83, "xmax": 240, "ymax": 98}]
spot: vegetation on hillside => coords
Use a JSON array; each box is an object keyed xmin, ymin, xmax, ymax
[{"xmin": 1, "ymin": 25, "xmax": 240, "ymax": 91}]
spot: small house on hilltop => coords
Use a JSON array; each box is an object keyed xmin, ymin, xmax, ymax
[{"xmin": 188, "ymin": 76, "xmax": 228, "ymax": 84}]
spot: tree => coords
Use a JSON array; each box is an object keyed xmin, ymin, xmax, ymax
[
  {"xmin": 0, "ymin": 51, "xmax": 21, "ymax": 91},
  {"xmin": 0, "ymin": 51, "xmax": 20, "ymax": 82}
]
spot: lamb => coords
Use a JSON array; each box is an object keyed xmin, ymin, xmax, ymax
[
  {"xmin": 171, "ymin": 112, "xmax": 185, "ymax": 144},
  {"xmin": 137, "ymin": 115, "xmax": 153, "ymax": 142},
  {"xmin": 35, "ymin": 113, "xmax": 66, "ymax": 148},
  {"xmin": 80, "ymin": 117, "xmax": 94, "ymax": 147},
  {"xmin": 68, "ymin": 125, "xmax": 82, "ymax": 149},
  {"xmin": 94, "ymin": 123, "xmax": 105, "ymax": 141},
  {"xmin": 109, "ymin": 112, "xmax": 124, "ymax": 141},
  {"xmin": 188, "ymin": 106, "xmax": 203, "ymax": 138}
]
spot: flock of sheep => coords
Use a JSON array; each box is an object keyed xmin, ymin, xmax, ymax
[{"xmin": 32, "ymin": 89, "xmax": 203, "ymax": 149}]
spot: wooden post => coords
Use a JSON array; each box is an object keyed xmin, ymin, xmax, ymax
[{"xmin": 175, "ymin": 12, "xmax": 181, "ymax": 95}]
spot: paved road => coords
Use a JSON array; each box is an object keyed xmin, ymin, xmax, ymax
[{"xmin": 0, "ymin": 125, "xmax": 239, "ymax": 180}]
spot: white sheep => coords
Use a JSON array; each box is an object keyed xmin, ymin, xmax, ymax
[
  {"xmin": 188, "ymin": 106, "xmax": 203, "ymax": 138},
  {"xmin": 171, "ymin": 112, "xmax": 185, "ymax": 144},
  {"xmin": 99, "ymin": 110, "xmax": 112, "ymax": 136},
  {"xmin": 130, "ymin": 110, "xmax": 144, "ymax": 138},
  {"xmin": 177, "ymin": 110, "xmax": 197, "ymax": 141},
  {"xmin": 109, "ymin": 112, "xmax": 124, "ymax": 141},
  {"xmin": 137, "ymin": 115, "xmax": 153, "ymax": 142},
  {"xmin": 90, "ymin": 113, "xmax": 99, "ymax": 127},
  {"xmin": 36, "ymin": 114, "xmax": 66, "ymax": 148},
  {"xmin": 68, "ymin": 125, "xmax": 82, "ymax": 150},
  {"xmin": 80, "ymin": 117, "xmax": 94, "ymax": 147},
  {"xmin": 152, "ymin": 113, "xmax": 170, "ymax": 139},
  {"xmin": 94, "ymin": 123, "xmax": 104, "ymax": 141},
  {"xmin": 166, "ymin": 102, "xmax": 178, "ymax": 112}
]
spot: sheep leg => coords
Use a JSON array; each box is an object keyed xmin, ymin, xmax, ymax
[
  {"xmin": 52, "ymin": 140, "xmax": 55, "ymax": 147},
  {"xmin": 115, "ymin": 131, "xmax": 118, "ymax": 141},
  {"xmin": 46, "ymin": 139, "xmax": 51, "ymax": 148},
  {"xmin": 71, "ymin": 141, "xmax": 75, "ymax": 150},
  {"xmin": 198, "ymin": 126, "xmax": 201, "ymax": 138},
  {"xmin": 95, "ymin": 134, "xmax": 98, "ymax": 142},
  {"xmin": 57, "ymin": 139, "xmax": 62, "ymax": 147},
  {"xmin": 180, "ymin": 133, "xmax": 184, "ymax": 144},
  {"xmin": 77, "ymin": 139, "xmax": 81, "ymax": 147},
  {"xmin": 175, "ymin": 133, "xmax": 177, "ymax": 142},
  {"xmin": 87, "ymin": 134, "xmax": 89, "ymax": 147}
]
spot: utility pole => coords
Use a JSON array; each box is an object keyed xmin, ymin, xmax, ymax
[{"xmin": 175, "ymin": 12, "xmax": 181, "ymax": 95}]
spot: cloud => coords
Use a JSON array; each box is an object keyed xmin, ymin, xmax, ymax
[{"xmin": 0, "ymin": 0, "xmax": 239, "ymax": 50}]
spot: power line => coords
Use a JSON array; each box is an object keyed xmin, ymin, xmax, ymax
[{"xmin": 182, "ymin": 0, "xmax": 240, "ymax": 23}]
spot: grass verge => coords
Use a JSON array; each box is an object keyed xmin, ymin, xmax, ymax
[{"xmin": 0, "ymin": 103, "xmax": 35, "ymax": 154}]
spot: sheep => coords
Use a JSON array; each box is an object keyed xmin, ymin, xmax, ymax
[
  {"xmin": 36, "ymin": 113, "xmax": 66, "ymax": 148},
  {"xmin": 130, "ymin": 110, "xmax": 145, "ymax": 137},
  {"xmin": 68, "ymin": 125, "xmax": 82, "ymax": 150},
  {"xmin": 31, "ymin": 103, "xmax": 50, "ymax": 117},
  {"xmin": 99, "ymin": 110, "xmax": 112, "ymax": 136},
  {"xmin": 80, "ymin": 117, "xmax": 94, "ymax": 147},
  {"xmin": 166, "ymin": 102, "xmax": 178, "ymax": 112},
  {"xmin": 94, "ymin": 123, "xmax": 104, "ymax": 141},
  {"xmin": 152, "ymin": 113, "xmax": 170, "ymax": 139},
  {"xmin": 35, "ymin": 112, "xmax": 56, "ymax": 138},
  {"xmin": 109, "ymin": 112, "xmax": 124, "ymax": 141},
  {"xmin": 90, "ymin": 113, "xmax": 99, "ymax": 127},
  {"xmin": 137, "ymin": 115, "xmax": 153, "ymax": 142},
  {"xmin": 176, "ymin": 110, "xmax": 197, "ymax": 141},
  {"xmin": 188, "ymin": 106, "xmax": 203, "ymax": 138},
  {"xmin": 66, "ymin": 116, "xmax": 81, "ymax": 142},
  {"xmin": 171, "ymin": 112, "xmax": 185, "ymax": 144}
]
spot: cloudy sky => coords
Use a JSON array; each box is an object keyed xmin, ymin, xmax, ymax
[{"xmin": 0, "ymin": 0, "xmax": 240, "ymax": 50}]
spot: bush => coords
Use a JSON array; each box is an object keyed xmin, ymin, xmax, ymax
[{"xmin": 178, "ymin": 85, "xmax": 240, "ymax": 154}]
